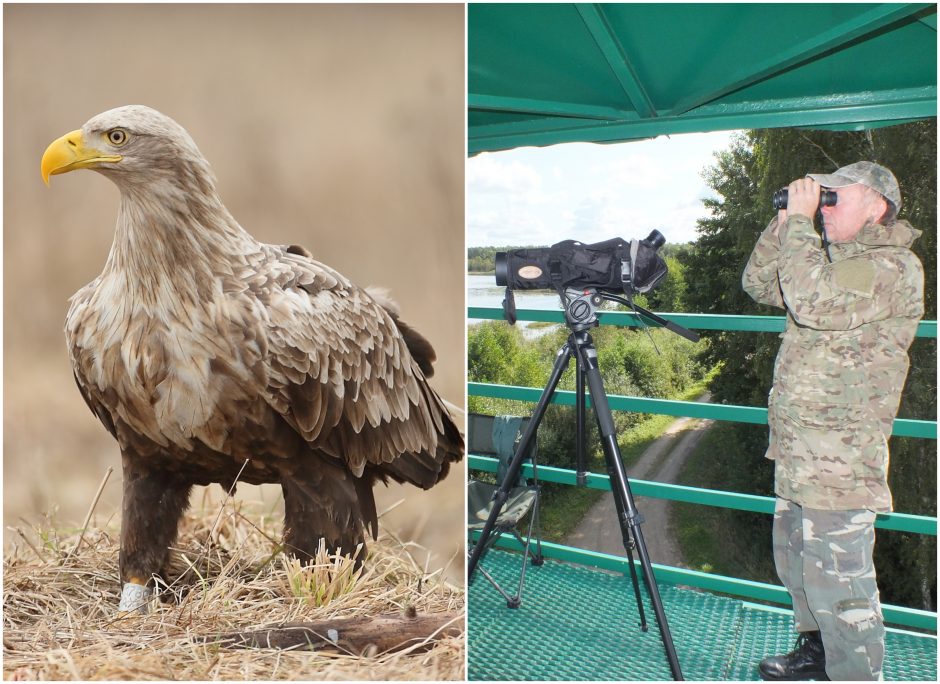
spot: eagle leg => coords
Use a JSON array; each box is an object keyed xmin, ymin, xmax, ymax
[
  {"xmin": 280, "ymin": 458, "xmax": 368, "ymax": 568},
  {"xmin": 118, "ymin": 456, "xmax": 192, "ymax": 613}
]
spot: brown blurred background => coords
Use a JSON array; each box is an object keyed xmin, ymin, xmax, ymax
[{"xmin": 4, "ymin": 4, "xmax": 465, "ymax": 580}]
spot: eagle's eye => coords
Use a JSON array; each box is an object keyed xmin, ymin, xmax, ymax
[{"xmin": 106, "ymin": 128, "xmax": 129, "ymax": 146}]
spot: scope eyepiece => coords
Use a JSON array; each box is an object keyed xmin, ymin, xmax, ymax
[{"xmin": 645, "ymin": 230, "xmax": 666, "ymax": 251}]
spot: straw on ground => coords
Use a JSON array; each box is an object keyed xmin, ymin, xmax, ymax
[{"xmin": 3, "ymin": 500, "xmax": 464, "ymax": 680}]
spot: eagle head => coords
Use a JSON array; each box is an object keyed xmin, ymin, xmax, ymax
[{"xmin": 40, "ymin": 105, "xmax": 212, "ymax": 190}]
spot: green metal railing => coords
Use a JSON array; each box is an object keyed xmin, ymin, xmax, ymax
[
  {"xmin": 468, "ymin": 382, "xmax": 936, "ymax": 439},
  {"xmin": 468, "ymin": 307, "xmax": 938, "ymax": 631},
  {"xmin": 467, "ymin": 306, "xmax": 938, "ymax": 337}
]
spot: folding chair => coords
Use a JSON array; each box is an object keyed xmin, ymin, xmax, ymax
[{"xmin": 467, "ymin": 413, "xmax": 543, "ymax": 608}]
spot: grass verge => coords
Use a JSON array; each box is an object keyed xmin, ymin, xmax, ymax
[
  {"xmin": 536, "ymin": 375, "xmax": 716, "ymax": 543},
  {"xmin": 671, "ymin": 422, "xmax": 776, "ymax": 582}
]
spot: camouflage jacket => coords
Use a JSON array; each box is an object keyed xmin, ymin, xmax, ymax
[{"xmin": 742, "ymin": 214, "xmax": 924, "ymax": 511}]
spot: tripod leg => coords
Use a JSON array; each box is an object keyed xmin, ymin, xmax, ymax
[
  {"xmin": 622, "ymin": 526, "xmax": 649, "ymax": 632},
  {"xmin": 601, "ymin": 437, "xmax": 650, "ymax": 631},
  {"xmin": 468, "ymin": 342, "xmax": 573, "ymax": 580},
  {"xmin": 576, "ymin": 334, "xmax": 684, "ymax": 681},
  {"xmin": 575, "ymin": 356, "xmax": 588, "ymax": 487}
]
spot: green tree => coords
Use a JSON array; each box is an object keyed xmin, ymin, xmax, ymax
[
  {"xmin": 645, "ymin": 254, "xmax": 688, "ymax": 312},
  {"xmin": 467, "ymin": 319, "xmax": 709, "ymax": 473}
]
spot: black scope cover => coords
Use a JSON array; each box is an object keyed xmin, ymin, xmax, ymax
[{"xmin": 495, "ymin": 233, "xmax": 667, "ymax": 295}]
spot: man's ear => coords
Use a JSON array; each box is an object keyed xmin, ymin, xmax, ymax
[{"xmin": 869, "ymin": 193, "xmax": 888, "ymax": 223}]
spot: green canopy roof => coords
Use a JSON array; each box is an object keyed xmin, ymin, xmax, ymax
[{"xmin": 469, "ymin": 3, "xmax": 937, "ymax": 154}]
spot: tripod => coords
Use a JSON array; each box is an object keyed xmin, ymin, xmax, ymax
[{"xmin": 468, "ymin": 288, "xmax": 693, "ymax": 681}]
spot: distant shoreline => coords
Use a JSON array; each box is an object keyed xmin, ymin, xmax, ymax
[{"xmin": 468, "ymin": 271, "xmax": 495, "ymax": 276}]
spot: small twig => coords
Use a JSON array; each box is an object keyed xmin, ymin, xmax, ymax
[
  {"xmin": 155, "ymin": 461, "xmax": 251, "ymax": 600},
  {"xmin": 7, "ymin": 527, "xmax": 47, "ymax": 565},
  {"xmin": 377, "ymin": 498, "xmax": 406, "ymax": 519},
  {"xmin": 798, "ymin": 132, "xmax": 840, "ymax": 168},
  {"xmin": 62, "ymin": 467, "xmax": 113, "ymax": 564},
  {"xmin": 232, "ymin": 509, "xmax": 281, "ymax": 548},
  {"xmin": 379, "ymin": 527, "xmax": 423, "ymax": 575},
  {"xmin": 208, "ymin": 460, "xmax": 250, "ymax": 541}
]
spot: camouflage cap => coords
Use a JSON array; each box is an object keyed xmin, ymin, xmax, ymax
[{"xmin": 807, "ymin": 161, "xmax": 901, "ymax": 212}]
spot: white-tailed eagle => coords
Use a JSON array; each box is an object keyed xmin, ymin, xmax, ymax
[{"xmin": 40, "ymin": 105, "xmax": 463, "ymax": 612}]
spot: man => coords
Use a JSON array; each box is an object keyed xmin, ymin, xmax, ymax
[{"xmin": 742, "ymin": 162, "xmax": 924, "ymax": 681}]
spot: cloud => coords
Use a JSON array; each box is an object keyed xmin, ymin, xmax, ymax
[
  {"xmin": 467, "ymin": 131, "xmax": 738, "ymax": 247},
  {"xmin": 467, "ymin": 154, "xmax": 542, "ymax": 195},
  {"xmin": 467, "ymin": 209, "xmax": 551, "ymax": 247},
  {"xmin": 467, "ymin": 153, "xmax": 563, "ymax": 245},
  {"xmin": 591, "ymin": 153, "xmax": 671, "ymax": 190}
]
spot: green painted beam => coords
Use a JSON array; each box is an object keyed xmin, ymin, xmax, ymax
[
  {"xmin": 473, "ymin": 535, "xmax": 937, "ymax": 631},
  {"xmin": 469, "ymin": 93, "xmax": 631, "ymax": 121},
  {"xmin": 469, "ymin": 455, "xmax": 938, "ymax": 536},
  {"xmin": 467, "ymin": 306, "xmax": 938, "ymax": 338},
  {"xmin": 469, "ymin": 88, "xmax": 937, "ymax": 153},
  {"xmin": 467, "ymin": 382, "xmax": 937, "ymax": 439},
  {"xmin": 576, "ymin": 4, "xmax": 657, "ymax": 119},
  {"xmin": 809, "ymin": 118, "xmax": 927, "ymax": 132},
  {"xmin": 470, "ymin": 87, "xmax": 939, "ymax": 145},
  {"xmin": 668, "ymin": 3, "xmax": 934, "ymax": 116},
  {"xmin": 664, "ymin": 86, "xmax": 938, "ymax": 121}
]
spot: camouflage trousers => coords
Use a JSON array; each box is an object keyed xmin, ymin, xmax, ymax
[{"xmin": 773, "ymin": 498, "xmax": 885, "ymax": 680}]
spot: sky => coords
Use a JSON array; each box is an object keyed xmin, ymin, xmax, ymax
[{"xmin": 467, "ymin": 130, "xmax": 742, "ymax": 248}]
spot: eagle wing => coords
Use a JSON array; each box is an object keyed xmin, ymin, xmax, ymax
[{"xmin": 259, "ymin": 246, "xmax": 460, "ymax": 485}]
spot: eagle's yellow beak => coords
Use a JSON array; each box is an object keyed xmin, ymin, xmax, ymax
[{"xmin": 41, "ymin": 130, "xmax": 122, "ymax": 186}]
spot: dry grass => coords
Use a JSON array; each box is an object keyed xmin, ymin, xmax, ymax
[{"xmin": 3, "ymin": 499, "xmax": 465, "ymax": 680}]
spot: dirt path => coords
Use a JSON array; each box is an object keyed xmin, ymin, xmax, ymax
[{"xmin": 563, "ymin": 393, "xmax": 713, "ymax": 567}]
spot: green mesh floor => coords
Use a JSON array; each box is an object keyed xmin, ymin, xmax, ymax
[{"xmin": 469, "ymin": 550, "xmax": 938, "ymax": 681}]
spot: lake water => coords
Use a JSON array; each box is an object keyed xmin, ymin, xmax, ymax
[{"xmin": 467, "ymin": 274, "xmax": 564, "ymax": 336}]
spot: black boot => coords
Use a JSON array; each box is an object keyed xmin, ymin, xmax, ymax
[{"xmin": 758, "ymin": 630, "xmax": 828, "ymax": 681}]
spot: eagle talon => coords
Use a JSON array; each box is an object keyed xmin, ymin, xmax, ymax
[{"xmin": 118, "ymin": 582, "xmax": 152, "ymax": 614}]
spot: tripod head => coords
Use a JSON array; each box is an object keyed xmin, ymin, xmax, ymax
[
  {"xmin": 562, "ymin": 287, "xmax": 605, "ymax": 330},
  {"xmin": 558, "ymin": 287, "xmax": 700, "ymax": 342}
]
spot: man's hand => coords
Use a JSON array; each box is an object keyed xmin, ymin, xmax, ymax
[
  {"xmin": 785, "ymin": 177, "xmax": 821, "ymax": 220},
  {"xmin": 775, "ymin": 208, "xmax": 787, "ymax": 232}
]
